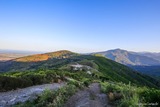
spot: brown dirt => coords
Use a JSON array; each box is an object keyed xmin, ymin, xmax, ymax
[{"xmin": 64, "ymin": 83, "xmax": 112, "ymax": 107}]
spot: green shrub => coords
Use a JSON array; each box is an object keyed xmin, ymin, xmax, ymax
[
  {"xmin": 67, "ymin": 79, "xmax": 84, "ymax": 89},
  {"xmin": 38, "ymin": 89, "xmax": 54, "ymax": 106},
  {"xmin": 0, "ymin": 76, "xmax": 32, "ymax": 91},
  {"xmin": 118, "ymin": 93, "xmax": 140, "ymax": 107},
  {"xmin": 100, "ymin": 82, "xmax": 142, "ymax": 107},
  {"xmin": 140, "ymin": 88, "xmax": 160, "ymax": 104}
]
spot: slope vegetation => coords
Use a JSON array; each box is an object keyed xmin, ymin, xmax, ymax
[
  {"xmin": 0, "ymin": 50, "xmax": 159, "ymax": 89},
  {"xmin": 0, "ymin": 50, "xmax": 160, "ymax": 106}
]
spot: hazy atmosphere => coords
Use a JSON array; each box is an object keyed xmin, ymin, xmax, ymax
[
  {"xmin": 1, "ymin": 1, "xmax": 160, "ymax": 107},
  {"xmin": 0, "ymin": 0, "xmax": 160, "ymax": 52}
]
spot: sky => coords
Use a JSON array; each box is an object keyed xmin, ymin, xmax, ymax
[{"xmin": 0, "ymin": 0, "xmax": 160, "ymax": 53}]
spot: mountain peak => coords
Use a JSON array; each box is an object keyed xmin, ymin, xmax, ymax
[
  {"xmin": 110, "ymin": 48, "xmax": 127, "ymax": 52},
  {"xmin": 94, "ymin": 49, "xmax": 160, "ymax": 66},
  {"xmin": 114, "ymin": 48, "xmax": 123, "ymax": 51}
]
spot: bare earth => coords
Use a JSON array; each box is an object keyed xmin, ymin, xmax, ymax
[
  {"xmin": 0, "ymin": 83, "xmax": 65, "ymax": 107},
  {"xmin": 64, "ymin": 83, "xmax": 112, "ymax": 107}
]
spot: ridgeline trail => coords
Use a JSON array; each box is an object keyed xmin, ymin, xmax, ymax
[{"xmin": 64, "ymin": 83, "xmax": 112, "ymax": 107}]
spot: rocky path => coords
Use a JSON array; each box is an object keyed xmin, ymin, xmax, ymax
[
  {"xmin": 64, "ymin": 83, "xmax": 112, "ymax": 107},
  {"xmin": 0, "ymin": 83, "xmax": 65, "ymax": 107}
]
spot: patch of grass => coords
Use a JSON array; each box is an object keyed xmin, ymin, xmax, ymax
[
  {"xmin": 100, "ymin": 82, "xmax": 143, "ymax": 107},
  {"xmin": 118, "ymin": 93, "xmax": 140, "ymax": 107}
]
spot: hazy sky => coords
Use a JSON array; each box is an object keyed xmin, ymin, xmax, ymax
[{"xmin": 0, "ymin": 0, "xmax": 160, "ymax": 53}]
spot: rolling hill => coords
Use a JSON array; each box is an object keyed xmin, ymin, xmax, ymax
[
  {"xmin": 0, "ymin": 50, "xmax": 77, "ymax": 72},
  {"xmin": 0, "ymin": 50, "xmax": 159, "ymax": 88}
]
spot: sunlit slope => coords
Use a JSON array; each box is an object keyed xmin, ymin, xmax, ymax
[
  {"xmin": 15, "ymin": 50, "xmax": 75, "ymax": 62},
  {"xmin": 0, "ymin": 51, "xmax": 159, "ymax": 88},
  {"xmin": 0, "ymin": 50, "xmax": 77, "ymax": 72}
]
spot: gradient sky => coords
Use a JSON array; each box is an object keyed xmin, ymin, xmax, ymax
[{"xmin": 0, "ymin": 0, "xmax": 160, "ymax": 53}]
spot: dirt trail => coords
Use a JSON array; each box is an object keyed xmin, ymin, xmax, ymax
[
  {"xmin": 64, "ymin": 83, "xmax": 112, "ymax": 107},
  {"xmin": 0, "ymin": 83, "xmax": 65, "ymax": 107}
]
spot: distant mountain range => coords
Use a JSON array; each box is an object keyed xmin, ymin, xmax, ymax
[
  {"xmin": 93, "ymin": 49, "xmax": 160, "ymax": 66},
  {"xmin": 1, "ymin": 49, "xmax": 160, "ymax": 66}
]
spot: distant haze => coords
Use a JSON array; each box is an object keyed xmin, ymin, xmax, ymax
[
  {"xmin": 0, "ymin": 49, "xmax": 42, "ymax": 54},
  {"xmin": 0, "ymin": 49, "xmax": 42, "ymax": 61}
]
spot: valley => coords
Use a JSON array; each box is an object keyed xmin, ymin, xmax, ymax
[{"xmin": 131, "ymin": 65, "xmax": 160, "ymax": 77}]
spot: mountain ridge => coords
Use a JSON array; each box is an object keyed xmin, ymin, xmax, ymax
[
  {"xmin": 13, "ymin": 50, "xmax": 76, "ymax": 62},
  {"xmin": 93, "ymin": 49, "xmax": 160, "ymax": 66}
]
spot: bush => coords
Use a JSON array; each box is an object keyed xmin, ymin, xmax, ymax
[
  {"xmin": 118, "ymin": 93, "xmax": 140, "ymax": 107},
  {"xmin": 100, "ymin": 82, "xmax": 142, "ymax": 107},
  {"xmin": 0, "ymin": 76, "xmax": 32, "ymax": 91},
  {"xmin": 83, "ymin": 79, "xmax": 91, "ymax": 87},
  {"xmin": 140, "ymin": 88, "xmax": 160, "ymax": 105},
  {"xmin": 67, "ymin": 79, "xmax": 84, "ymax": 89}
]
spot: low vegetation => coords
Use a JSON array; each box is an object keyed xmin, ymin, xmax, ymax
[
  {"xmin": 0, "ymin": 67, "xmax": 99, "ymax": 92},
  {"xmin": 14, "ymin": 73, "xmax": 95, "ymax": 107},
  {"xmin": 101, "ymin": 81, "xmax": 160, "ymax": 107}
]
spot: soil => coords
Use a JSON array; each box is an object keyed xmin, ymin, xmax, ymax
[{"xmin": 64, "ymin": 83, "xmax": 112, "ymax": 107}]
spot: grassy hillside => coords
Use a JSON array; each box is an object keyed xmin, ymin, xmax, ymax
[
  {"xmin": 1, "ymin": 51, "xmax": 160, "ymax": 106},
  {"xmin": 0, "ymin": 52, "xmax": 160, "ymax": 90},
  {"xmin": 79, "ymin": 55, "xmax": 160, "ymax": 88}
]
